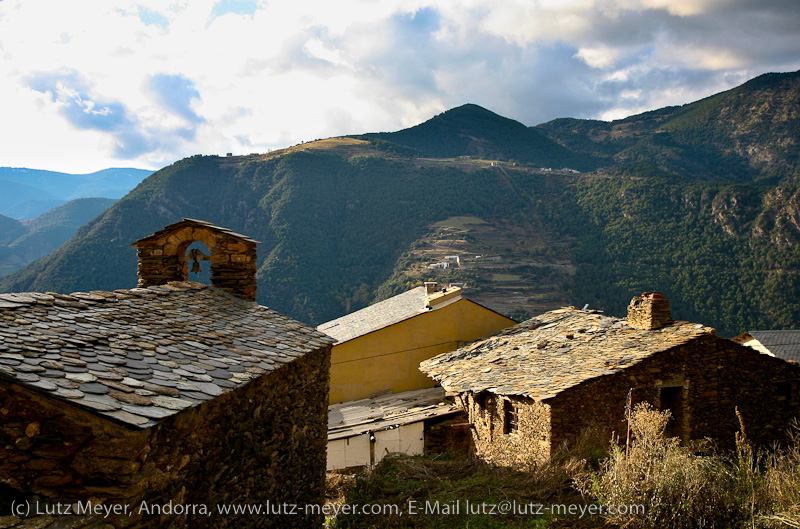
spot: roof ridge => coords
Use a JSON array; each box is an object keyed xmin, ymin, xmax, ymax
[
  {"xmin": 420, "ymin": 306, "xmax": 715, "ymax": 399},
  {"xmin": 0, "ymin": 281, "xmax": 209, "ymax": 311}
]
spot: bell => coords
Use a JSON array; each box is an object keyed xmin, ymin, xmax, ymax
[{"xmin": 191, "ymin": 260, "xmax": 201, "ymax": 274}]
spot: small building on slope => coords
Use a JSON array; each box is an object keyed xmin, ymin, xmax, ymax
[
  {"xmin": 326, "ymin": 387, "xmax": 465, "ymax": 471},
  {"xmin": 318, "ymin": 282, "xmax": 515, "ymax": 404},
  {"xmin": 420, "ymin": 293, "xmax": 800, "ymax": 467},
  {"xmin": 0, "ymin": 218, "xmax": 334, "ymax": 529},
  {"xmin": 734, "ymin": 330, "xmax": 800, "ymax": 363}
]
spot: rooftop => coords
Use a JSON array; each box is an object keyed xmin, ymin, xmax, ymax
[
  {"xmin": 132, "ymin": 217, "xmax": 260, "ymax": 246},
  {"xmin": 739, "ymin": 330, "xmax": 800, "ymax": 363},
  {"xmin": 318, "ymin": 286, "xmax": 430, "ymax": 344},
  {"xmin": 0, "ymin": 281, "xmax": 333, "ymax": 428},
  {"xmin": 420, "ymin": 307, "xmax": 714, "ymax": 400},
  {"xmin": 327, "ymin": 387, "xmax": 461, "ymax": 441}
]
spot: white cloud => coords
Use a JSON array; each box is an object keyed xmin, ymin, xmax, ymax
[
  {"xmin": 0, "ymin": 0, "xmax": 799, "ymax": 172},
  {"xmin": 575, "ymin": 46, "xmax": 621, "ymax": 69}
]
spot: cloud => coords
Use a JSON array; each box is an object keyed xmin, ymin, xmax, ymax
[
  {"xmin": 1, "ymin": 0, "xmax": 799, "ymax": 172},
  {"xmin": 147, "ymin": 73, "xmax": 205, "ymax": 127},
  {"xmin": 26, "ymin": 71, "xmax": 140, "ymax": 133},
  {"xmin": 24, "ymin": 70, "xmax": 201, "ymax": 159}
]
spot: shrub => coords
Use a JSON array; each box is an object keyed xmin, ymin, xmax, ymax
[{"xmin": 577, "ymin": 403, "xmax": 748, "ymax": 528}]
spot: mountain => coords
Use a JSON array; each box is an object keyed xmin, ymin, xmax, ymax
[
  {"xmin": 0, "ymin": 178, "xmax": 61, "ymax": 213},
  {"xmin": 536, "ymin": 70, "xmax": 800, "ymax": 183},
  {"xmin": 0, "ymin": 214, "xmax": 26, "ymax": 246},
  {"xmin": 2, "ymin": 71, "xmax": 800, "ymax": 337},
  {"xmin": 0, "ymin": 167, "xmax": 152, "ymax": 219},
  {"xmin": 360, "ymin": 104, "xmax": 598, "ymax": 171},
  {"xmin": 0, "ymin": 198, "xmax": 116, "ymax": 278},
  {"xmin": 2, "ymin": 199, "xmax": 68, "ymax": 220}
]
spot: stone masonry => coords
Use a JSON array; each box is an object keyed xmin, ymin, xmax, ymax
[
  {"xmin": 132, "ymin": 219, "xmax": 258, "ymax": 302},
  {"xmin": 422, "ymin": 295, "xmax": 800, "ymax": 467},
  {"xmin": 0, "ymin": 220, "xmax": 334, "ymax": 528}
]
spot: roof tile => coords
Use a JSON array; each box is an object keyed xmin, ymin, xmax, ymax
[
  {"xmin": 420, "ymin": 307, "xmax": 713, "ymax": 400},
  {"xmin": 0, "ymin": 281, "xmax": 334, "ymax": 428}
]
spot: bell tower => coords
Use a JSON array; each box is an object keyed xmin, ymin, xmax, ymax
[{"xmin": 132, "ymin": 218, "xmax": 259, "ymax": 302}]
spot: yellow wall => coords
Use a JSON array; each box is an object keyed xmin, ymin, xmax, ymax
[{"xmin": 329, "ymin": 299, "xmax": 515, "ymax": 404}]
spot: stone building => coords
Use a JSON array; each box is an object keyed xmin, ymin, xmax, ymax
[
  {"xmin": 420, "ymin": 293, "xmax": 800, "ymax": 467},
  {"xmin": 0, "ymin": 219, "xmax": 334, "ymax": 529}
]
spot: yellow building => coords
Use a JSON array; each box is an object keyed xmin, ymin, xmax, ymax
[{"xmin": 318, "ymin": 282, "xmax": 516, "ymax": 404}]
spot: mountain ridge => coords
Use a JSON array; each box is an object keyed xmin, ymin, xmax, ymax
[
  {"xmin": 357, "ymin": 103, "xmax": 598, "ymax": 171},
  {"xmin": 535, "ymin": 70, "xmax": 800, "ymax": 183},
  {"xmin": 0, "ymin": 167, "xmax": 152, "ymax": 219},
  {"xmin": 2, "ymin": 70, "xmax": 800, "ymax": 337},
  {"xmin": 0, "ymin": 198, "xmax": 117, "ymax": 278}
]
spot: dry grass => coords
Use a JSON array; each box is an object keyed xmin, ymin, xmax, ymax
[
  {"xmin": 331, "ymin": 406, "xmax": 800, "ymax": 529},
  {"xmin": 577, "ymin": 403, "xmax": 800, "ymax": 529}
]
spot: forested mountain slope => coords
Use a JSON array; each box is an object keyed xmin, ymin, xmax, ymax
[
  {"xmin": 2, "ymin": 71, "xmax": 800, "ymax": 336},
  {"xmin": 536, "ymin": 71, "xmax": 800, "ymax": 183},
  {"xmin": 0, "ymin": 198, "xmax": 116, "ymax": 277}
]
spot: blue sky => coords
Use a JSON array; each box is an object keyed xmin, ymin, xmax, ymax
[{"xmin": 1, "ymin": 0, "xmax": 798, "ymax": 173}]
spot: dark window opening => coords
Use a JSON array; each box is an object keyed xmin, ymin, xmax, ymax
[
  {"xmin": 660, "ymin": 386, "xmax": 685, "ymax": 439},
  {"xmin": 474, "ymin": 392, "xmax": 487, "ymax": 420},
  {"xmin": 504, "ymin": 401, "xmax": 518, "ymax": 434},
  {"xmin": 0, "ymin": 483, "xmax": 34, "ymax": 516},
  {"xmin": 777, "ymin": 382, "xmax": 792, "ymax": 400}
]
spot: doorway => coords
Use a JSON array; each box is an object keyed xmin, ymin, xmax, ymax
[{"xmin": 660, "ymin": 385, "xmax": 685, "ymax": 440}]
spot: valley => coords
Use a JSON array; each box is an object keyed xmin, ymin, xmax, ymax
[{"xmin": 0, "ymin": 70, "xmax": 799, "ymax": 338}]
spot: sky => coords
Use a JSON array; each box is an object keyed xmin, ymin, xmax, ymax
[{"xmin": 1, "ymin": 0, "xmax": 799, "ymax": 174}]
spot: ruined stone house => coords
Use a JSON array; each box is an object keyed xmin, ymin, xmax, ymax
[
  {"xmin": 0, "ymin": 218, "xmax": 334, "ymax": 529},
  {"xmin": 420, "ymin": 293, "xmax": 800, "ymax": 467}
]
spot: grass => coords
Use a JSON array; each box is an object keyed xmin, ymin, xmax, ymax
[
  {"xmin": 491, "ymin": 273, "xmax": 523, "ymax": 282},
  {"xmin": 330, "ymin": 406, "xmax": 800, "ymax": 529},
  {"xmin": 432, "ymin": 216, "xmax": 488, "ymax": 230},
  {"xmin": 577, "ymin": 403, "xmax": 800, "ymax": 529},
  {"xmin": 330, "ymin": 429, "xmax": 611, "ymax": 529}
]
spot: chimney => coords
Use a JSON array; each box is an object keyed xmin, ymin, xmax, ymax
[
  {"xmin": 424, "ymin": 282, "xmax": 438, "ymax": 295},
  {"xmin": 132, "ymin": 218, "xmax": 260, "ymax": 302},
  {"xmin": 627, "ymin": 292, "xmax": 672, "ymax": 330},
  {"xmin": 425, "ymin": 286, "xmax": 462, "ymax": 310}
]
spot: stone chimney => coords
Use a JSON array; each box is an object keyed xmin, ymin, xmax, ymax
[
  {"xmin": 132, "ymin": 218, "xmax": 259, "ymax": 302},
  {"xmin": 424, "ymin": 281, "xmax": 438, "ymax": 295},
  {"xmin": 627, "ymin": 292, "xmax": 672, "ymax": 330}
]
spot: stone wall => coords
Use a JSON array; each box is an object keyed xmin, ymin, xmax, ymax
[
  {"xmin": 457, "ymin": 337, "xmax": 800, "ymax": 468},
  {"xmin": 547, "ymin": 336, "xmax": 800, "ymax": 453},
  {"xmin": 462, "ymin": 393, "xmax": 550, "ymax": 467},
  {"xmin": 133, "ymin": 222, "xmax": 258, "ymax": 302},
  {"xmin": 423, "ymin": 412, "xmax": 471, "ymax": 457},
  {"xmin": 0, "ymin": 344, "xmax": 331, "ymax": 529}
]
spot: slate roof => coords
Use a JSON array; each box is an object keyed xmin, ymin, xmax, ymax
[
  {"xmin": 318, "ymin": 286, "xmax": 430, "ymax": 343},
  {"xmin": 132, "ymin": 217, "xmax": 260, "ymax": 245},
  {"xmin": 420, "ymin": 307, "xmax": 714, "ymax": 401},
  {"xmin": 0, "ymin": 281, "xmax": 334, "ymax": 428},
  {"xmin": 742, "ymin": 330, "xmax": 800, "ymax": 363},
  {"xmin": 327, "ymin": 387, "xmax": 462, "ymax": 441}
]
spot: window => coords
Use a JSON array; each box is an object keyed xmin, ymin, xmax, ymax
[
  {"xmin": 777, "ymin": 382, "xmax": 792, "ymax": 400},
  {"xmin": 504, "ymin": 400, "xmax": 518, "ymax": 434}
]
